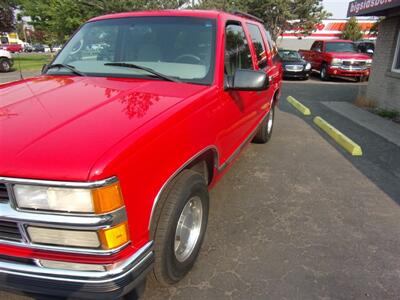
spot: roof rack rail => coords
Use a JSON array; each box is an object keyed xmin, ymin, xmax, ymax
[{"xmin": 231, "ymin": 11, "xmax": 264, "ymax": 23}]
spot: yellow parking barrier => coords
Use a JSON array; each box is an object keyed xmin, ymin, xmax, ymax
[
  {"xmin": 286, "ymin": 96, "xmax": 311, "ymax": 116},
  {"xmin": 313, "ymin": 116, "xmax": 363, "ymax": 156}
]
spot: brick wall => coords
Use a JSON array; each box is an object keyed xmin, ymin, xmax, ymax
[{"xmin": 366, "ymin": 16, "xmax": 400, "ymax": 111}]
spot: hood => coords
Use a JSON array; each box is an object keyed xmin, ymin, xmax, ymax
[
  {"xmin": 325, "ymin": 52, "xmax": 371, "ymax": 60},
  {"xmin": 0, "ymin": 75, "xmax": 207, "ymax": 181}
]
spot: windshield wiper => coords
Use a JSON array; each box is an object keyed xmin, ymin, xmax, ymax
[
  {"xmin": 46, "ymin": 64, "xmax": 86, "ymax": 76},
  {"xmin": 104, "ymin": 62, "xmax": 181, "ymax": 83}
]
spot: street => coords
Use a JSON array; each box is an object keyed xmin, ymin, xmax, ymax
[{"xmin": 1, "ymin": 77, "xmax": 400, "ymax": 299}]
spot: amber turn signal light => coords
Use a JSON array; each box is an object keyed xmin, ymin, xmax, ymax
[
  {"xmin": 91, "ymin": 183, "xmax": 124, "ymax": 214},
  {"xmin": 99, "ymin": 222, "xmax": 129, "ymax": 250}
]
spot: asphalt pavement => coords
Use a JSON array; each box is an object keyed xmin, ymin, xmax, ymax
[{"xmin": 1, "ymin": 77, "xmax": 400, "ymax": 300}]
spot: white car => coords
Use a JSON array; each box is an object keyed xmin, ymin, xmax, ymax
[
  {"xmin": 44, "ymin": 45, "xmax": 51, "ymax": 53},
  {"xmin": 51, "ymin": 45, "xmax": 62, "ymax": 52},
  {"xmin": 0, "ymin": 49, "xmax": 13, "ymax": 72}
]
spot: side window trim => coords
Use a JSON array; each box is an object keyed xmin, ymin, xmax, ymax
[
  {"xmin": 224, "ymin": 21, "xmax": 255, "ymax": 77},
  {"xmin": 246, "ymin": 22, "xmax": 269, "ymax": 70}
]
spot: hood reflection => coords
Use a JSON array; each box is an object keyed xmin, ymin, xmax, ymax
[{"xmin": 104, "ymin": 87, "xmax": 160, "ymax": 119}]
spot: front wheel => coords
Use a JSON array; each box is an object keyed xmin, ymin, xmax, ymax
[
  {"xmin": 252, "ymin": 106, "xmax": 275, "ymax": 144},
  {"xmin": 0, "ymin": 58, "xmax": 11, "ymax": 72},
  {"xmin": 151, "ymin": 170, "xmax": 209, "ymax": 286},
  {"xmin": 320, "ymin": 64, "xmax": 330, "ymax": 81}
]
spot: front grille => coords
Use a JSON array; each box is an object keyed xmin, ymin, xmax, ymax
[
  {"xmin": 0, "ymin": 184, "xmax": 9, "ymax": 203},
  {"xmin": 342, "ymin": 60, "xmax": 366, "ymax": 67},
  {"xmin": 0, "ymin": 220, "xmax": 22, "ymax": 242},
  {"xmin": 285, "ymin": 65, "xmax": 304, "ymax": 72}
]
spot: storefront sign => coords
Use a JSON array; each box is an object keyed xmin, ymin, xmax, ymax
[{"xmin": 348, "ymin": 0, "xmax": 400, "ymax": 16}]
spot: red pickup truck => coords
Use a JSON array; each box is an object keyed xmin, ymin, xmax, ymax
[
  {"xmin": 299, "ymin": 39, "xmax": 372, "ymax": 81},
  {"xmin": 0, "ymin": 10, "xmax": 282, "ymax": 299}
]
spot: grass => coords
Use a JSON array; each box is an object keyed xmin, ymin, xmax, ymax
[
  {"xmin": 375, "ymin": 109, "xmax": 400, "ymax": 120},
  {"xmin": 354, "ymin": 96, "xmax": 400, "ymax": 123},
  {"xmin": 11, "ymin": 53, "xmax": 54, "ymax": 71}
]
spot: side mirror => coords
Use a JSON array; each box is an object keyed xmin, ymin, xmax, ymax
[
  {"xmin": 41, "ymin": 64, "xmax": 48, "ymax": 74},
  {"xmin": 367, "ymin": 49, "xmax": 374, "ymax": 54},
  {"xmin": 225, "ymin": 69, "xmax": 269, "ymax": 91}
]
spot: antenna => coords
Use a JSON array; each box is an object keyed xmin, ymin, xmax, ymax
[{"xmin": 16, "ymin": 51, "xmax": 24, "ymax": 80}]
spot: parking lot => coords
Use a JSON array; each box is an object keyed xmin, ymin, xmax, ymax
[{"xmin": 1, "ymin": 77, "xmax": 400, "ymax": 299}]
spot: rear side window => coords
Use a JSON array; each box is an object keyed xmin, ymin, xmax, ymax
[
  {"xmin": 247, "ymin": 23, "xmax": 268, "ymax": 69},
  {"xmin": 311, "ymin": 41, "xmax": 323, "ymax": 52},
  {"xmin": 264, "ymin": 29, "xmax": 279, "ymax": 63},
  {"xmin": 224, "ymin": 23, "xmax": 253, "ymax": 76}
]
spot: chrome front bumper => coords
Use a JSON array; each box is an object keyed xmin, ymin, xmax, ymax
[{"xmin": 0, "ymin": 241, "xmax": 154, "ymax": 299}]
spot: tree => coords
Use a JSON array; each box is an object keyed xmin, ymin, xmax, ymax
[
  {"xmin": 76, "ymin": 0, "xmax": 187, "ymax": 13},
  {"xmin": 341, "ymin": 17, "xmax": 363, "ymax": 41},
  {"xmin": 0, "ymin": 0, "xmax": 17, "ymax": 33},
  {"xmin": 192, "ymin": 0, "xmax": 330, "ymax": 40},
  {"xmin": 16, "ymin": 0, "xmax": 186, "ymax": 44},
  {"xmin": 368, "ymin": 17, "xmax": 383, "ymax": 37},
  {"xmin": 192, "ymin": 0, "xmax": 245, "ymax": 11}
]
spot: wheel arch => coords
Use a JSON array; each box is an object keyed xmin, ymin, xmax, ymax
[
  {"xmin": 272, "ymin": 88, "xmax": 280, "ymax": 106},
  {"xmin": 148, "ymin": 146, "xmax": 219, "ymax": 236}
]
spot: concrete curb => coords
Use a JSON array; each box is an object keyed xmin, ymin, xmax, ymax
[
  {"xmin": 286, "ymin": 96, "xmax": 311, "ymax": 116},
  {"xmin": 322, "ymin": 101, "xmax": 400, "ymax": 148},
  {"xmin": 313, "ymin": 116, "xmax": 363, "ymax": 156}
]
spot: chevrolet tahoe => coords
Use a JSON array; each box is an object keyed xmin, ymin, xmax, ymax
[{"xmin": 0, "ymin": 10, "xmax": 282, "ymax": 299}]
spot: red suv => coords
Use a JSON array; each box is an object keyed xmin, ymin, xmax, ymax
[{"xmin": 0, "ymin": 10, "xmax": 282, "ymax": 299}]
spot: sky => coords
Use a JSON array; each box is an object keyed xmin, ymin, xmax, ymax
[{"xmin": 322, "ymin": 0, "xmax": 350, "ymax": 19}]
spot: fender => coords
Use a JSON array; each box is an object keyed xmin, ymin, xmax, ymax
[{"xmin": 148, "ymin": 145, "xmax": 220, "ymax": 231}]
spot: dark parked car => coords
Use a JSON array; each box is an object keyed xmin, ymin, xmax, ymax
[
  {"xmin": 278, "ymin": 49, "xmax": 311, "ymax": 80},
  {"xmin": 33, "ymin": 44, "xmax": 45, "ymax": 52},
  {"xmin": 355, "ymin": 40, "xmax": 375, "ymax": 56},
  {"xmin": 33, "ymin": 44, "xmax": 50, "ymax": 52}
]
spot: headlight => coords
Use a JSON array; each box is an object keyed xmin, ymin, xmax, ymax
[
  {"xmin": 305, "ymin": 63, "xmax": 311, "ymax": 70},
  {"xmin": 331, "ymin": 58, "xmax": 342, "ymax": 66},
  {"xmin": 13, "ymin": 182, "xmax": 124, "ymax": 214}
]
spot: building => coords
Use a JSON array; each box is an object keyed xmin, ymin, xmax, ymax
[
  {"xmin": 277, "ymin": 19, "xmax": 377, "ymax": 50},
  {"xmin": 348, "ymin": 0, "xmax": 400, "ymax": 110}
]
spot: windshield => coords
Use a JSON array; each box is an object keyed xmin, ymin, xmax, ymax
[
  {"xmin": 278, "ymin": 50, "xmax": 301, "ymax": 60},
  {"xmin": 51, "ymin": 17, "xmax": 217, "ymax": 84},
  {"xmin": 325, "ymin": 42, "xmax": 357, "ymax": 53}
]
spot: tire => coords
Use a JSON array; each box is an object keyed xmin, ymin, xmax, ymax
[
  {"xmin": 150, "ymin": 169, "xmax": 209, "ymax": 286},
  {"xmin": 0, "ymin": 58, "xmax": 11, "ymax": 72},
  {"xmin": 252, "ymin": 105, "xmax": 275, "ymax": 144},
  {"xmin": 320, "ymin": 64, "xmax": 330, "ymax": 81}
]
